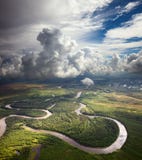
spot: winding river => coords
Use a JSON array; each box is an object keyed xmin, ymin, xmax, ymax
[{"xmin": 0, "ymin": 92, "xmax": 128, "ymax": 154}]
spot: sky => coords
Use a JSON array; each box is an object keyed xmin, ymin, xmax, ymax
[{"xmin": 0, "ymin": 0, "xmax": 142, "ymax": 80}]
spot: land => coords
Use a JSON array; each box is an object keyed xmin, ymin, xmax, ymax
[{"xmin": 0, "ymin": 83, "xmax": 142, "ymax": 160}]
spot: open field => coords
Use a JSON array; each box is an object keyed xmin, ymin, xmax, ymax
[
  {"xmin": 0, "ymin": 83, "xmax": 142, "ymax": 160},
  {"xmin": 80, "ymin": 90, "xmax": 142, "ymax": 160},
  {"xmin": 0, "ymin": 108, "xmax": 46, "ymax": 119},
  {"xmin": 0, "ymin": 123, "xmax": 97, "ymax": 160}
]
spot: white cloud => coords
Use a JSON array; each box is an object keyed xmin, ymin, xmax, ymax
[
  {"xmin": 51, "ymin": 0, "xmax": 113, "ymax": 39},
  {"xmin": 81, "ymin": 78, "xmax": 94, "ymax": 86},
  {"xmin": 1, "ymin": 27, "xmax": 141, "ymax": 80},
  {"xmin": 60, "ymin": 15, "xmax": 104, "ymax": 40},
  {"xmin": 1, "ymin": 0, "xmax": 142, "ymax": 79},
  {"xmin": 124, "ymin": 1, "xmax": 140, "ymax": 13},
  {"xmin": 125, "ymin": 51, "xmax": 142, "ymax": 73},
  {"xmin": 0, "ymin": 55, "xmax": 22, "ymax": 77},
  {"xmin": 106, "ymin": 13, "xmax": 142, "ymax": 39},
  {"xmin": 0, "ymin": 0, "xmax": 114, "ymax": 54},
  {"xmin": 87, "ymin": 39, "xmax": 142, "ymax": 58},
  {"xmin": 0, "ymin": 27, "xmax": 125, "ymax": 79},
  {"xmin": 104, "ymin": 40, "xmax": 142, "ymax": 50},
  {"xmin": 113, "ymin": 1, "xmax": 140, "ymax": 21},
  {"xmin": 57, "ymin": 0, "xmax": 113, "ymax": 16},
  {"xmin": 99, "ymin": 13, "xmax": 142, "ymax": 53}
]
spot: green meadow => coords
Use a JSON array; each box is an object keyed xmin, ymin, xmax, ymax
[{"xmin": 0, "ymin": 83, "xmax": 142, "ymax": 160}]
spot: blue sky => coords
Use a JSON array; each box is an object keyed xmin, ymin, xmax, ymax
[
  {"xmin": 80, "ymin": 0, "xmax": 142, "ymax": 55},
  {"xmin": 0, "ymin": 0, "xmax": 142, "ymax": 79},
  {"xmin": 88, "ymin": 0, "xmax": 142, "ymax": 42},
  {"xmin": 0, "ymin": 0, "xmax": 142, "ymax": 55}
]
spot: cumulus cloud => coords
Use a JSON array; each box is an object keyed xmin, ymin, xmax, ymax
[
  {"xmin": 36, "ymin": 28, "xmax": 79, "ymax": 78},
  {"xmin": 0, "ymin": 54, "xmax": 22, "ymax": 78},
  {"xmin": 0, "ymin": 28, "xmax": 108, "ymax": 79},
  {"xmin": 34, "ymin": 28, "xmax": 114, "ymax": 78},
  {"xmin": 37, "ymin": 28, "xmax": 77, "ymax": 56},
  {"xmin": 0, "ymin": 27, "xmax": 141, "ymax": 80},
  {"xmin": 81, "ymin": 78, "xmax": 94, "ymax": 86},
  {"xmin": 125, "ymin": 51, "xmax": 142, "ymax": 73},
  {"xmin": 110, "ymin": 54, "xmax": 120, "ymax": 69},
  {"xmin": 32, "ymin": 28, "xmax": 115, "ymax": 78},
  {"xmin": 109, "ymin": 53, "xmax": 127, "ymax": 72},
  {"xmin": 1, "ymin": 1, "xmax": 142, "ymax": 81}
]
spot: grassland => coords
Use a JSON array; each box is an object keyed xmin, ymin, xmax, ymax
[
  {"xmin": 0, "ymin": 83, "xmax": 142, "ymax": 160},
  {"xmin": 80, "ymin": 90, "xmax": 142, "ymax": 160},
  {"xmin": 23, "ymin": 100, "xmax": 118, "ymax": 147},
  {"xmin": 0, "ymin": 120, "xmax": 97, "ymax": 160},
  {"xmin": 0, "ymin": 108, "xmax": 46, "ymax": 119}
]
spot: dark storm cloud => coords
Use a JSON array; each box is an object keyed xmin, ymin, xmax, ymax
[
  {"xmin": 0, "ymin": 0, "xmax": 69, "ymax": 54},
  {"xmin": 0, "ymin": 54, "xmax": 22, "ymax": 78},
  {"xmin": 0, "ymin": 0, "xmax": 56, "ymax": 29},
  {"xmin": 0, "ymin": 43, "xmax": 14, "ymax": 53}
]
